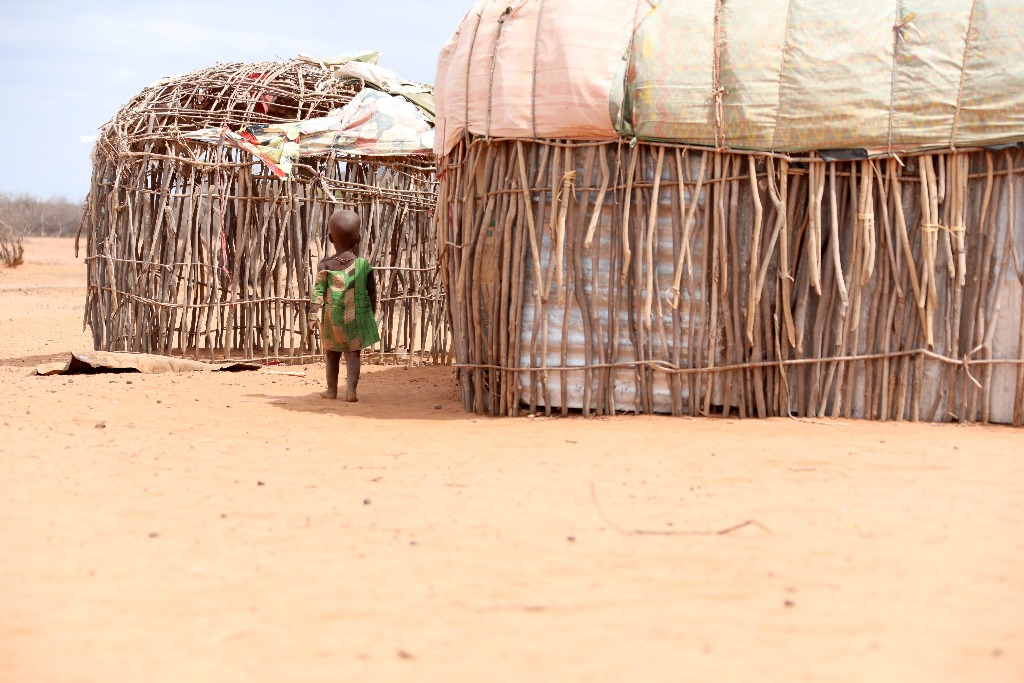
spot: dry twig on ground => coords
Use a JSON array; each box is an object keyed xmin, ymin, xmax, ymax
[{"xmin": 590, "ymin": 483, "xmax": 771, "ymax": 537}]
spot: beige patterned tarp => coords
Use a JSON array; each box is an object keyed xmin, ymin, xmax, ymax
[{"xmin": 434, "ymin": 0, "xmax": 1024, "ymax": 156}]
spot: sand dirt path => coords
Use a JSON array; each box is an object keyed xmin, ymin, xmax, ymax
[{"xmin": 1, "ymin": 238, "xmax": 1022, "ymax": 682}]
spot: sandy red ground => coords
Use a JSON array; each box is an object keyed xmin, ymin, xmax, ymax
[{"xmin": 1, "ymin": 238, "xmax": 1022, "ymax": 682}]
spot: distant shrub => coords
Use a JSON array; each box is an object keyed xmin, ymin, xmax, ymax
[
  {"xmin": 0, "ymin": 219, "xmax": 24, "ymax": 267},
  {"xmin": 0, "ymin": 193, "xmax": 83, "ymax": 238}
]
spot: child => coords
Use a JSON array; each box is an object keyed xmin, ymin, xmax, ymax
[{"xmin": 308, "ymin": 209, "xmax": 379, "ymax": 401}]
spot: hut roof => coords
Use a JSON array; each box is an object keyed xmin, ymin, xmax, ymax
[
  {"xmin": 97, "ymin": 54, "xmax": 435, "ymax": 175},
  {"xmin": 434, "ymin": 0, "xmax": 1024, "ymax": 156}
]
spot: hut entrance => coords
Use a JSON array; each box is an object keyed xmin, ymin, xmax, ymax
[{"xmin": 80, "ymin": 56, "xmax": 450, "ymax": 365}]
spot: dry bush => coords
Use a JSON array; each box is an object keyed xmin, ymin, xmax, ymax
[
  {"xmin": 0, "ymin": 219, "xmax": 24, "ymax": 267},
  {"xmin": 0, "ymin": 193, "xmax": 83, "ymax": 237}
]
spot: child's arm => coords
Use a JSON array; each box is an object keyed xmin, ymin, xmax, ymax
[
  {"xmin": 366, "ymin": 267, "xmax": 377, "ymax": 316},
  {"xmin": 309, "ymin": 269, "xmax": 328, "ymax": 330}
]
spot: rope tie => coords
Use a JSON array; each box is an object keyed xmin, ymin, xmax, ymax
[
  {"xmin": 618, "ymin": 0, "xmax": 645, "ymax": 135},
  {"xmin": 950, "ymin": 0, "xmax": 979, "ymax": 151},
  {"xmin": 553, "ymin": 169, "xmax": 577, "ymax": 203},
  {"xmin": 485, "ymin": 6, "xmax": 515, "ymax": 139},
  {"xmin": 530, "ymin": 0, "xmax": 546, "ymax": 141},
  {"xmin": 921, "ymin": 223, "xmax": 965, "ymax": 233},
  {"xmin": 463, "ymin": 9, "xmax": 485, "ymax": 140},
  {"xmin": 962, "ymin": 355, "xmax": 983, "ymax": 390},
  {"xmin": 712, "ymin": 0, "xmax": 726, "ymax": 149},
  {"xmin": 893, "ymin": 11, "xmax": 919, "ymax": 40},
  {"xmin": 962, "ymin": 344, "xmax": 984, "ymax": 390},
  {"xmin": 887, "ymin": 5, "xmax": 915, "ymax": 156},
  {"xmin": 770, "ymin": 0, "xmax": 795, "ymax": 153}
]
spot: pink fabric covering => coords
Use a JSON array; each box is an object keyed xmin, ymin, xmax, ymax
[{"xmin": 434, "ymin": 0, "xmax": 646, "ymax": 158}]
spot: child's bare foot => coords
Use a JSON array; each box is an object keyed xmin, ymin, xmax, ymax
[
  {"xmin": 320, "ymin": 389, "xmax": 338, "ymax": 399},
  {"xmin": 345, "ymin": 391, "xmax": 359, "ymax": 402}
]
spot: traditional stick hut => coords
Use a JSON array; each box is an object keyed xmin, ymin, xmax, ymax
[
  {"xmin": 434, "ymin": 0, "xmax": 1024, "ymax": 424},
  {"xmin": 81, "ymin": 55, "xmax": 449, "ymax": 364}
]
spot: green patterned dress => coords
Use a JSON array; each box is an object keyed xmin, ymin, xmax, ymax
[{"xmin": 310, "ymin": 257, "xmax": 380, "ymax": 352}]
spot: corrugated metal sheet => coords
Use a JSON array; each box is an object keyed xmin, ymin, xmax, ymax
[
  {"xmin": 515, "ymin": 154, "xmax": 1024, "ymax": 422},
  {"xmin": 519, "ymin": 169, "xmax": 709, "ymax": 412}
]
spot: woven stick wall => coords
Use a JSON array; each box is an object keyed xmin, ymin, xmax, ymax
[
  {"xmin": 438, "ymin": 138, "xmax": 1024, "ymax": 424},
  {"xmin": 79, "ymin": 59, "xmax": 448, "ymax": 364}
]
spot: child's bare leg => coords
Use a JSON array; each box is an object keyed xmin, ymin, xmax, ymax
[
  {"xmin": 344, "ymin": 350, "xmax": 361, "ymax": 402},
  {"xmin": 321, "ymin": 350, "xmax": 340, "ymax": 399}
]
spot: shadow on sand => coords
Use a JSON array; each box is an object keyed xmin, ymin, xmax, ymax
[
  {"xmin": 1, "ymin": 351, "xmax": 83, "ymax": 368},
  {"xmin": 245, "ymin": 364, "xmax": 479, "ymax": 422}
]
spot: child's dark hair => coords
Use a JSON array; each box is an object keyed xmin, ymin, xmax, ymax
[{"xmin": 329, "ymin": 210, "xmax": 361, "ymax": 250}]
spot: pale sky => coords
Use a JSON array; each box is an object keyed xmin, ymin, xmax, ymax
[{"xmin": 0, "ymin": 1, "xmax": 473, "ymax": 201}]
